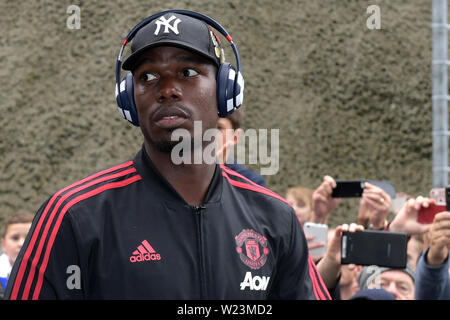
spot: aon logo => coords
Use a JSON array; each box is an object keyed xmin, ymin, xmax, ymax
[{"xmin": 240, "ymin": 272, "xmax": 270, "ymax": 291}]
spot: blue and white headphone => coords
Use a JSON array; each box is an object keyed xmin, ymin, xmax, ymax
[{"xmin": 115, "ymin": 9, "xmax": 245, "ymax": 127}]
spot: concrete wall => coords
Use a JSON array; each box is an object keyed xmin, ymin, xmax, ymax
[{"xmin": 0, "ymin": 1, "xmax": 435, "ymax": 227}]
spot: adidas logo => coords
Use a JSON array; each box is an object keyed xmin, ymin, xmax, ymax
[{"xmin": 129, "ymin": 240, "xmax": 162, "ymax": 263}]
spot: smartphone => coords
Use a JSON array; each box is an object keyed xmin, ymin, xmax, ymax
[
  {"xmin": 417, "ymin": 203, "xmax": 446, "ymax": 224},
  {"xmin": 417, "ymin": 187, "xmax": 450, "ymax": 224},
  {"xmin": 429, "ymin": 187, "xmax": 450, "ymax": 207},
  {"xmin": 366, "ymin": 180, "xmax": 396, "ymax": 199},
  {"xmin": 304, "ymin": 222, "xmax": 328, "ymax": 257},
  {"xmin": 341, "ymin": 230, "xmax": 408, "ymax": 268},
  {"xmin": 331, "ymin": 180, "xmax": 365, "ymax": 198}
]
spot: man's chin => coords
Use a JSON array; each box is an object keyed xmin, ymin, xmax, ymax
[{"xmin": 153, "ymin": 140, "xmax": 179, "ymax": 154}]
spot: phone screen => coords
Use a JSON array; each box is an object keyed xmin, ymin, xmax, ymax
[{"xmin": 331, "ymin": 181, "xmax": 364, "ymax": 198}]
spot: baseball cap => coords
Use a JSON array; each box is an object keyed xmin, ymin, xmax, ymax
[
  {"xmin": 349, "ymin": 288, "xmax": 395, "ymax": 300},
  {"xmin": 122, "ymin": 12, "xmax": 223, "ymax": 71},
  {"xmin": 357, "ymin": 263, "xmax": 415, "ymax": 291}
]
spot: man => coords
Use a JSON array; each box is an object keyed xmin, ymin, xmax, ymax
[
  {"xmin": 358, "ymin": 263, "xmax": 415, "ymax": 300},
  {"xmin": 5, "ymin": 11, "xmax": 329, "ymax": 299},
  {"xmin": 357, "ymin": 263, "xmax": 416, "ymax": 300}
]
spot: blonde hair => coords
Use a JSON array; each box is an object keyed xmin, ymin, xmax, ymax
[{"xmin": 285, "ymin": 186, "xmax": 313, "ymax": 208}]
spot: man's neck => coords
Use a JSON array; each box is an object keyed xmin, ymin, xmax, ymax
[{"xmin": 144, "ymin": 142, "xmax": 216, "ymax": 206}]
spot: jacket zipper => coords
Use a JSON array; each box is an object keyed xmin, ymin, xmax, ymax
[{"xmin": 193, "ymin": 205, "xmax": 207, "ymax": 299}]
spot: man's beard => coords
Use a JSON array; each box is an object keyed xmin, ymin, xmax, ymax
[
  {"xmin": 151, "ymin": 135, "xmax": 212, "ymax": 161},
  {"xmin": 151, "ymin": 132, "xmax": 195, "ymax": 155},
  {"xmin": 153, "ymin": 139, "xmax": 180, "ymax": 154}
]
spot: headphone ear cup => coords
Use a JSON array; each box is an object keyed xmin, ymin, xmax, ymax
[
  {"xmin": 234, "ymin": 70, "xmax": 244, "ymax": 109},
  {"xmin": 116, "ymin": 72, "xmax": 139, "ymax": 126},
  {"xmin": 216, "ymin": 63, "xmax": 235, "ymax": 118},
  {"xmin": 216, "ymin": 63, "xmax": 244, "ymax": 118}
]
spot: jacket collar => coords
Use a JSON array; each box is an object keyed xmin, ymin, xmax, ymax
[{"xmin": 133, "ymin": 145, "xmax": 223, "ymax": 205}]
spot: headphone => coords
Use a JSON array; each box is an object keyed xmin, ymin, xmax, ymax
[{"xmin": 115, "ymin": 9, "xmax": 244, "ymax": 127}]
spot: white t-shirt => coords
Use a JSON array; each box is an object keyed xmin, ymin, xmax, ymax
[{"xmin": 0, "ymin": 253, "xmax": 12, "ymax": 279}]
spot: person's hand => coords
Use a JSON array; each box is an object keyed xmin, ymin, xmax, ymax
[
  {"xmin": 311, "ymin": 176, "xmax": 341, "ymax": 224},
  {"xmin": 316, "ymin": 223, "xmax": 364, "ymax": 288},
  {"xmin": 427, "ymin": 211, "xmax": 450, "ymax": 266},
  {"xmin": 389, "ymin": 196, "xmax": 433, "ymax": 235},
  {"xmin": 306, "ymin": 234, "xmax": 326, "ymax": 262},
  {"xmin": 357, "ymin": 182, "xmax": 391, "ymax": 229},
  {"xmin": 325, "ymin": 223, "xmax": 364, "ymax": 264}
]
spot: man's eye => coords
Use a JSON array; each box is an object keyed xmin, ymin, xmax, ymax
[
  {"xmin": 398, "ymin": 284, "xmax": 410, "ymax": 293},
  {"xmin": 141, "ymin": 73, "xmax": 157, "ymax": 82},
  {"xmin": 183, "ymin": 68, "xmax": 198, "ymax": 77}
]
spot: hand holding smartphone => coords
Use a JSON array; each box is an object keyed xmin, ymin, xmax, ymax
[
  {"xmin": 417, "ymin": 187, "xmax": 450, "ymax": 224},
  {"xmin": 304, "ymin": 222, "xmax": 328, "ymax": 257},
  {"xmin": 341, "ymin": 230, "xmax": 407, "ymax": 268}
]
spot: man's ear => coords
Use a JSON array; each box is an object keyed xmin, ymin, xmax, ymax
[{"xmin": 233, "ymin": 128, "xmax": 243, "ymax": 145}]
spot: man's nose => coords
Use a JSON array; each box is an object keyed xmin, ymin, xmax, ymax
[
  {"xmin": 384, "ymin": 282, "xmax": 399, "ymax": 299},
  {"xmin": 157, "ymin": 77, "xmax": 182, "ymax": 102}
]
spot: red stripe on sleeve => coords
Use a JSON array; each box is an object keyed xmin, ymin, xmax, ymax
[
  {"xmin": 308, "ymin": 256, "xmax": 325, "ymax": 300},
  {"xmin": 10, "ymin": 162, "xmax": 135, "ymax": 300},
  {"xmin": 219, "ymin": 164, "xmax": 263, "ymax": 188},
  {"xmin": 313, "ymin": 260, "xmax": 332, "ymax": 300},
  {"xmin": 221, "ymin": 170, "xmax": 291, "ymax": 206},
  {"xmin": 32, "ymin": 175, "xmax": 141, "ymax": 299},
  {"xmin": 308, "ymin": 258, "xmax": 320, "ymax": 300},
  {"xmin": 220, "ymin": 165, "xmax": 304, "ymax": 229},
  {"xmin": 20, "ymin": 168, "xmax": 137, "ymax": 299},
  {"xmin": 308, "ymin": 256, "xmax": 332, "ymax": 300}
]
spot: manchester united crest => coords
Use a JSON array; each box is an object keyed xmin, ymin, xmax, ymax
[{"xmin": 235, "ymin": 229, "xmax": 269, "ymax": 270}]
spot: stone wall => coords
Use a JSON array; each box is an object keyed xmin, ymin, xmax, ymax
[{"xmin": 0, "ymin": 1, "xmax": 435, "ymax": 227}]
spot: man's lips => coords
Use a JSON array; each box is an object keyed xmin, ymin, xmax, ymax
[
  {"xmin": 152, "ymin": 106, "xmax": 190, "ymax": 129},
  {"xmin": 156, "ymin": 116, "xmax": 187, "ymax": 129}
]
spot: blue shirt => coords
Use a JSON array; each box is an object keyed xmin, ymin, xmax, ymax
[{"xmin": 415, "ymin": 247, "xmax": 450, "ymax": 300}]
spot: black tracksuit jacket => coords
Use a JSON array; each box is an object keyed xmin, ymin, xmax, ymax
[{"xmin": 6, "ymin": 147, "xmax": 330, "ymax": 300}]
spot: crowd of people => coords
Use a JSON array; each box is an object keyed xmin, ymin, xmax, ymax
[
  {"xmin": 285, "ymin": 176, "xmax": 450, "ymax": 300},
  {"xmin": 2, "ymin": 107, "xmax": 449, "ymax": 300}
]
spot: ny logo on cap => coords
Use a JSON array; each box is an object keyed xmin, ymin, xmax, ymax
[{"xmin": 154, "ymin": 15, "xmax": 182, "ymax": 35}]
